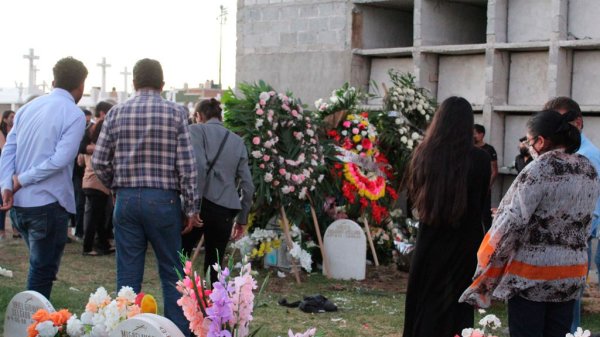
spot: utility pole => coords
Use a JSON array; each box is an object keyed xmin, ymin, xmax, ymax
[
  {"xmin": 217, "ymin": 5, "xmax": 228, "ymax": 89},
  {"xmin": 23, "ymin": 48, "xmax": 39, "ymax": 93}
]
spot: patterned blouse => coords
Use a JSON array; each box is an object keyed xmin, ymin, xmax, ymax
[{"xmin": 460, "ymin": 149, "xmax": 600, "ymax": 308}]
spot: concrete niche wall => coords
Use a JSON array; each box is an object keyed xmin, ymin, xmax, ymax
[
  {"xmin": 507, "ymin": 0, "xmax": 551, "ymax": 43},
  {"xmin": 368, "ymin": 57, "xmax": 414, "ymax": 104},
  {"xmin": 508, "ymin": 52, "xmax": 548, "ymax": 106},
  {"xmin": 437, "ymin": 54, "xmax": 486, "ymax": 105},
  {"xmin": 420, "ymin": 0, "xmax": 487, "ymax": 46},
  {"xmin": 572, "ymin": 51, "xmax": 600, "ymax": 105},
  {"xmin": 568, "ymin": 0, "xmax": 600, "ymax": 40},
  {"xmin": 358, "ymin": 6, "xmax": 413, "ymax": 49}
]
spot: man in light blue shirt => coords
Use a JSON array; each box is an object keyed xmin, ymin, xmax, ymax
[
  {"xmin": 0, "ymin": 57, "xmax": 87, "ymax": 299},
  {"xmin": 544, "ymin": 97, "xmax": 600, "ymax": 332}
]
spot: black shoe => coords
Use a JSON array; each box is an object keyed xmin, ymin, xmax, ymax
[{"xmin": 98, "ymin": 247, "xmax": 115, "ymax": 255}]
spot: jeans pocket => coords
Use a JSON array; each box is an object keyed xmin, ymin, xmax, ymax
[{"xmin": 23, "ymin": 212, "xmax": 48, "ymax": 241}]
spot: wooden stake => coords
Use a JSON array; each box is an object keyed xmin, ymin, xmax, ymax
[
  {"xmin": 362, "ymin": 217, "xmax": 380, "ymax": 267},
  {"xmin": 191, "ymin": 235, "xmax": 205, "ymax": 265},
  {"xmin": 307, "ymin": 195, "xmax": 331, "ymax": 278},
  {"xmin": 279, "ymin": 206, "xmax": 302, "ymax": 284}
]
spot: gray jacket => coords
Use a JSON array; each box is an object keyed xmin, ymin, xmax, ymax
[{"xmin": 189, "ymin": 119, "xmax": 254, "ymax": 224}]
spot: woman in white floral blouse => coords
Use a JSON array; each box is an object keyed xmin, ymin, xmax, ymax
[{"xmin": 460, "ymin": 110, "xmax": 600, "ymax": 337}]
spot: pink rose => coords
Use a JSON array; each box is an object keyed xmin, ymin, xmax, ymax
[
  {"xmin": 342, "ymin": 121, "xmax": 351, "ymax": 128},
  {"xmin": 279, "ymin": 168, "xmax": 286, "ymax": 175},
  {"xmin": 252, "ymin": 137, "xmax": 260, "ymax": 145},
  {"xmin": 259, "ymin": 99, "xmax": 266, "ymax": 106},
  {"xmin": 256, "ymin": 109, "xmax": 264, "ymax": 116},
  {"xmin": 289, "ymin": 186, "xmax": 295, "ymax": 192},
  {"xmin": 263, "ymin": 155, "xmax": 270, "ymax": 162},
  {"xmin": 352, "ymin": 128, "xmax": 359, "ymax": 135},
  {"xmin": 259, "ymin": 164, "xmax": 265, "ymax": 169},
  {"xmin": 291, "ymin": 174, "xmax": 299, "ymax": 183}
]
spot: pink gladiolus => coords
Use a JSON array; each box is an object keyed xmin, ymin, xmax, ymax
[{"xmin": 252, "ymin": 137, "xmax": 260, "ymax": 145}]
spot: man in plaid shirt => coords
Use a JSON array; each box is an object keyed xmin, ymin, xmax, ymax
[{"xmin": 92, "ymin": 58, "xmax": 200, "ymax": 335}]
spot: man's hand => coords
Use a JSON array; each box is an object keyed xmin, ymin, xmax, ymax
[
  {"xmin": 231, "ymin": 223, "xmax": 246, "ymax": 241},
  {"xmin": 12, "ymin": 175, "xmax": 21, "ymax": 194},
  {"xmin": 0, "ymin": 189, "xmax": 14, "ymax": 211},
  {"xmin": 181, "ymin": 213, "xmax": 202, "ymax": 235}
]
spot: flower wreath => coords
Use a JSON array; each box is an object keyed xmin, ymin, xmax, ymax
[{"xmin": 223, "ymin": 82, "xmax": 325, "ymax": 208}]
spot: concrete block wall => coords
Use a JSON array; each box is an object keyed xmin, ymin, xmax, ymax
[
  {"xmin": 237, "ymin": 0, "xmax": 353, "ymax": 104},
  {"xmin": 237, "ymin": 0, "xmax": 600, "ymax": 205}
]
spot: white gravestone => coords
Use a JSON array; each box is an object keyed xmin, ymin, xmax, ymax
[
  {"xmin": 4, "ymin": 290, "xmax": 55, "ymax": 337},
  {"xmin": 323, "ymin": 219, "xmax": 366, "ymax": 280},
  {"xmin": 110, "ymin": 313, "xmax": 185, "ymax": 337}
]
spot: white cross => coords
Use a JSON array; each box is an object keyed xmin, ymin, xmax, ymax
[
  {"xmin": 22, "ymin": 48, "xmax": 39, "ymax": 92},
  {"xmin": 120, "ymin": 66, "xmax": 131, "ymax": 95},
  {"xmin": 97, "ymin": 57, "xmax": 111, "ymax": 93}
]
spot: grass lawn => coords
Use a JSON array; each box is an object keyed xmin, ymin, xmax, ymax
[{"xmin": 2, "ymin": 237, "xmax": 600, "ymax": 336}]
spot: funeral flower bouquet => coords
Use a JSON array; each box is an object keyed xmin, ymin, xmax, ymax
[
  {"xmin": 327, "ymin": 112, "xmax": 398, "ymax": 225},
  {"xmin": 63, "ymin": 286, "xmax": 155, "ymax": 337},
  {"xmin": 374, "ymin": 70, "xmax": 436, "ymax": 187},
  {"xmin": 27, "ymin": 309, "xmax": 72, "ymax": 337},
  {"xmin": 314, "ymin": 83, "xmax": 370, "ymax": 128},
  {"xmin": 223, "ymin": 81, "xmax": 327, "ymax": 227},
  {"xmin": 176, "ymin": 257, "xmax": 259, "ymax": 337}
]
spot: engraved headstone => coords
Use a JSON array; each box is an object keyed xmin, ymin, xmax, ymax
[
  {"xmin": 323, "ymin": 219, "xmax": 366, "ymax": 280},
  {"xmin": 4, "ymin": 291, "xmax": 55, "ymax": 337},
  {"xmin": 109, "ymin": 313, "xmax": 185, "ymax": 337}
]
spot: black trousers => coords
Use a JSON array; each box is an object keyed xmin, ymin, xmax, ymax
[
  {"xmin": 182, "ymin": 199, "xmax": 238, "ymax": 282},
  {"xmin": 508, "ymin": 295, "xmax": 574, "ymax": 337},
  {"xmin": 82, "ymin": 189, "xmax": 110, "ymax": 253}
]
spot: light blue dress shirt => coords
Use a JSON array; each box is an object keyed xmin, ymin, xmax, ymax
[
  {"xmin": 0, "ymin": 88, "xmax": 86, "ymax": 214},
  {"xmin": 578, "ymin": 133, "xmax": 600, "ymax": 234}
]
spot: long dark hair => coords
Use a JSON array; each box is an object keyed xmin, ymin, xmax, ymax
[
  {"xmin": 406, "ymin": 96, "xmax": 475, "ymax": 227},
  {"xmin": 1, "ymin": 110, "xmax": 14, "ymax": 137},
  {"xmin": 527, "ymin": 110, "xmax": 581, "ymax": 154}
]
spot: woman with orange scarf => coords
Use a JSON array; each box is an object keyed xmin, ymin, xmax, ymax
[{"xmin": 460, "ymin": 110, "xmax": 600, "ymax": 337}]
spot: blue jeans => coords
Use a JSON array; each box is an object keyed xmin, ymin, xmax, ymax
[
  {"xmin": 11, "ymin": 202, "xmax": 69, "ymax": 299},
  {"xmin": 509, "ymin": 295, "xmax": 574, "ymax": 337},
  {"xmin": 113, "ymin": 188, "xmax": 189, "ymax": 335}
]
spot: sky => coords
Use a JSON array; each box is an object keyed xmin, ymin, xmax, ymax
[{"xmin": 0, "ymin": 0, "xmax": 237, "ymax": 93}]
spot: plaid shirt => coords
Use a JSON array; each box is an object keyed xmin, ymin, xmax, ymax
[{"xmin": 91, "ymin": 89, "xmax": 199, "ymax": 215}]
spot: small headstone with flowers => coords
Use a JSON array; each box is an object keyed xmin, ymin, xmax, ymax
[
  {"xmin": 4, "ymin": 290, "xmax": 55, "ymax": 337},
  {"xmin": 324, "ymin": 219, "xmax": 366, "ymax": 280},
  {"xmin": 109, "ymin": 313, "xmax": 185, "ymax": 337}
]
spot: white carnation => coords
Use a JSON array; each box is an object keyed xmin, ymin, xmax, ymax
[
  {"xmin": 341, "ymin": 130, "xmax": 348, "ymax": 136},
  {"xmin": 411, "ymin": 132, "xmax": 420, "ymax": 140},
  {"xmin": 89, "ymin": 287, "xmax": 110, "ymax": 306},
  {"xmin": 479, "ymin": 314, "xmax": 501, "ymax": 330},
  {"xmin": 117, "ymin": 286, "xmax": 136, "ymax": 303},
  {"xmin": 67, "ymin": 315, "xmax": 85, "ymax": 337},
  {"xmin": 264, "ymin": 173, "xmax": 273, "ymax": 183},
  {"xmin": 251, "ymin": 151, "xmax": 262, "ymax": 159},
  {"xmin": 401, "ymin": 136, "xmax": 408, "ymax": 144},
  {"xmin": 36, "ymin": 321, "xmax": 58, "ymax": 337},
  {"xmin": 255, "ymin": 118, "xmax": 264, "ymax": 128}
]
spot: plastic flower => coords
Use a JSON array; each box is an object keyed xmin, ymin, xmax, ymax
[
  {"xmin": 117, "ymin": 286, "xmax": 137, "ymax": 303},
  {"xmin": 66, "ymin": 315, "xmax": 85, "ymax": 337},
  {"xmin": 35, "ymin": 321, "xmax": 58, "ymax": 337}
]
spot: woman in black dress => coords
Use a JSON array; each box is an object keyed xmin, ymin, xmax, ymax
[{"xmin": 403, "ymin": 96, "xmax": 491, "ymax": 337}]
